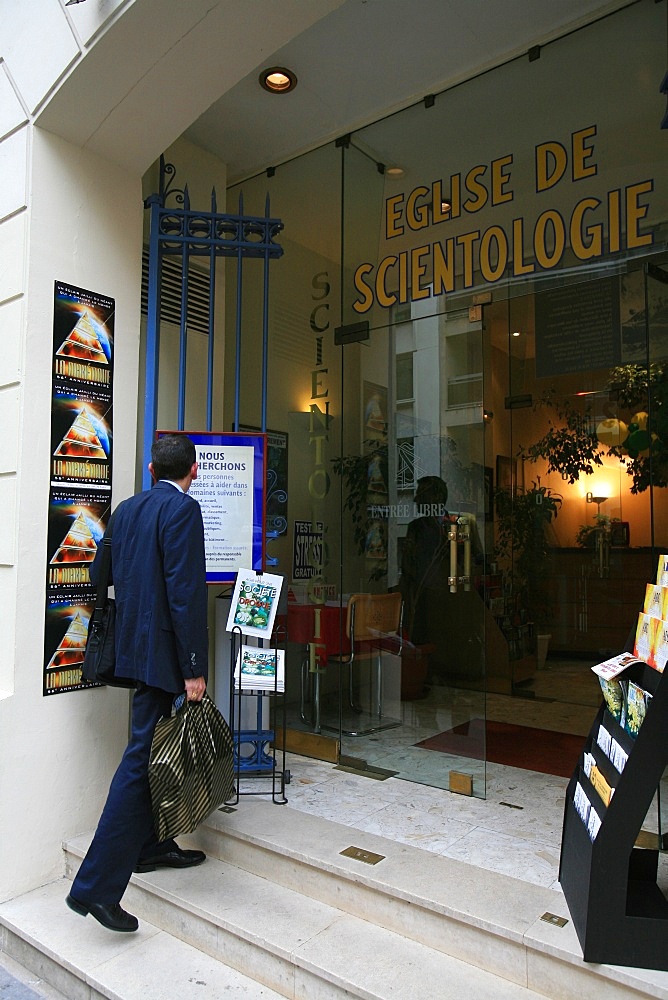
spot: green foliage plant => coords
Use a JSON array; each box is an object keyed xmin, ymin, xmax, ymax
[{"xmin": 494, "ymin": 479, "xmax": 562, "ymax": 625}]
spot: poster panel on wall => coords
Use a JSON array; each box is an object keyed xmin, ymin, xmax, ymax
[
  {"xmin": 43, "ymin": 282, "xmax": 114, "ymax": 695},
  {"xmin": 534, "ymin": 276, "xmax": 622, "ymax": 378},
  {"xmin": 158, "ymin": 431, "xmax": 266, "ymax": 583},
  {"xmin": 292, "ymin": 520, "xmax": 323, "ymax": 580}
]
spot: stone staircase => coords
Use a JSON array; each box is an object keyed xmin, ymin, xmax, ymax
[{"xmin": 1, "ymin": 799, "xmax": 667, "ymax": 999}]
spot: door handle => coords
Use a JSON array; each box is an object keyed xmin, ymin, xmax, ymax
[{"xmin": 447, "ymin": 517, "xmax": 472, "ymax": 593}]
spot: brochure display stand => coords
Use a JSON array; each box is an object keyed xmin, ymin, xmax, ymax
[
  {"xmin": 560, "ymin": 612, "xmax": 668, "ymax": 968},
  {"xmin": 224, "ymin": 568, "xmax": 289, "ymax": 805},
  {"xmin": 226, "ymin": 625, "xmax": 289, "ymax": 805}
]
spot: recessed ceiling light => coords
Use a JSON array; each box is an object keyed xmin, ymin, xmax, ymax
[
  {"xmin": 259, "ymin": 67, "xmax": 298, "ymax": 93},
  {"xmin": 386, "ymin": 166, "xmax": 405, "ymax": 177},
  {"xmin": 512, "ymin": 330, "xmax": 521, "ymax": 337}
]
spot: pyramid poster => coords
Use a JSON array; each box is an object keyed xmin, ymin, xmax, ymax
[
  {"xmin": 50, "ymin": 513, "xmax": 97, "ymax": 565},
  {"xmin": 54, "ymin": 408, "xmax": 107, "ymax": 459},
  {"xmin": 45, "ymin": 611, "xmax": 88, "ymax": 670},
  {"xmin": 43, "ymin": 603, "xmax": 93, "ymax": 694},
  {"xmin": 47, "ymin": 491, "xmax": 108, "ymax": 590},
  {"xmin": 45, "ymin": 282, "xmax": 114, "ymax": 695},
  {"xmin": 56, "ymin": 309, "xmax": 109, "ymax": 365}
]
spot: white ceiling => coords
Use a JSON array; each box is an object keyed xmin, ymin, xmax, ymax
[{"xmin": 185, "ymin": 0, "xmax": 636, "ymax": 184}]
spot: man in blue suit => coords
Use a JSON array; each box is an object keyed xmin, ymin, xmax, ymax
[{"xmin": 66, "ymin": 434, "xmax": 209, "ymax": 932}]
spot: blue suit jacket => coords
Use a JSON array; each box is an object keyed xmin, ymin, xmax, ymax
[{"xmin": 91, "ymin": 481, "xmax": 209, "ymax": 693}]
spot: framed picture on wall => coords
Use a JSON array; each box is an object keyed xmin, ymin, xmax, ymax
[
  {"xmin": 471, "ymin": 463, "xmax": 494, "ymax": 521},
  {"xmin": 484, "ymin": 466, "xmax": 493, "ymax": 520},
  {"xmin": 363, "ymin": 381, "xmax": 388, "ymax": 441},
  {"xmin": 496, "ymin": 455, "xmax": 517, "ymax": 495},
  {"xmin": 610, "ymin": 521, "xmax": 630, "ymax": 547}
]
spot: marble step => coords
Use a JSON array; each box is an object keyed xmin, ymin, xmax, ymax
[
  {"xmin": 189, "ymin": 799, "xmax": 668, "ymax": 1000},
  {"xmin": 0, "ymin": 947, "xmax": 69, "ymax": 1000},
  {"xmin": 5, "ymin": 868, "xmax": 559, "ymax": 1000},
  {"xmin": 0, "ymin": 880, "xmax": 285, "ymax": 1000}
]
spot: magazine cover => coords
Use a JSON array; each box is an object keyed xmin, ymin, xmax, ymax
[
  {"xmin": 642, "ymin": 583, "xmax": 668, "ymax": 621},
  {"xmin": 598, "ymin": 676, "xmax": 624, "ymax": 722},
  {"xmin": 234, "ymin": 643, "xmax": 285, "ymax": 692},
  {"xmin": 226, "ymin": 568, "xmax": 283, "ymax": 639},
  {"xmin": 633, "ymin": 612, "xmax": 658, "ymax": 668},
  {"xmin": 625, "ymin": 680, "xmax": 652, "ymax": 738},
  {"xmin": 652, "ymin": 617, "xmax": 668, "ymax": 673}
]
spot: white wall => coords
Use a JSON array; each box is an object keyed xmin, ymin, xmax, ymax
[
  {"xmin": 0, "ymin": 127, "xmax": 143, "ymax": 899},
  {"xmin": 0, "ymin": 0, "xmax": 341, "ymax": 899}
]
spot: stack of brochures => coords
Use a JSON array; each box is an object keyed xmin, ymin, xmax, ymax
[
  {"xmin": 234, "ymin": 643, "xmax": 285, "ymax": 692},
  {"xmin": 633, "ymin": 556, "xmax": 668, "ymax": 671}
]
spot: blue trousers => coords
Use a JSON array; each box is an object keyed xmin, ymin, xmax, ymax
[{"xmin": 71, "ymin": 684, "xmax": 175, "ymax": 906}]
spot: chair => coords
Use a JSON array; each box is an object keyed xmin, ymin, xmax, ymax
[{"xmin": 328, "ymin": 592, "xmax": 404, "ymax": 736}]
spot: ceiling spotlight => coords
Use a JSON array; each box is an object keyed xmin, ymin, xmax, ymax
[
  {"xmin": 386, "ymin": 166, "xmax": 405, "ymax": 177},
  {"xmin": 259, "ymin": 67, "xmax": 298, "ymax": 93},
  {"xmin": 512, "ymin": 330, "xmax": 521, "ymax": 337}
]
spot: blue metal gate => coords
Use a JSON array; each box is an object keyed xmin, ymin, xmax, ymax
[{"xmin": 142, "ymin": 156, "xmax": 284, "ymax": 489}]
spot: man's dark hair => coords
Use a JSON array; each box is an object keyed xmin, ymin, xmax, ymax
[
  {"xmin": 151, "ymin": 434, "xmax": 196, "ymax": 481},
  {"xmin": 415, "ymin": 476, "xmax": 448, "ymax": 506}
]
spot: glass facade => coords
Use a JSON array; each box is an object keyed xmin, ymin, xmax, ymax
[{"xmin": 224, "ymin": 1, "xmax": 668, "ymax": 797}]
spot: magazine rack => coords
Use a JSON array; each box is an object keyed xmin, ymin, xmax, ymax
[
  {"xmin": 559, "ymin": 658, "xmax": 668, "ymax": 969},
  {"xmin": 226, "ymin": 625, "xmax": 289, "ymax": 805}
]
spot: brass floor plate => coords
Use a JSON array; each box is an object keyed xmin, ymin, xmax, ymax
[
  {"xmin": 635, "ymin": 829, "xmax": 664, "ymax": 850},
  {"xmin": 340, "ymin": 845, "xmax": 386, "ymax": 865},
  {"xmin": 339, "ymin": 754, "xmax": 366, "ymax": 768},
  {"xmin": 541, "ymin": 912, "xmax": 568, "ymax": 928},
  {"xmin": 333, "ymin": 763, "xmax": 398, "ymax": 780}
]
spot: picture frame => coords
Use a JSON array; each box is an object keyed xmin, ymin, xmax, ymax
[
  {"xmin": 363, "ymin": 381, "xmax": 388, "ymax": 441},
  {"xmin": 471, "ymin": 463, "xmax": 494, "ymax": 521},
  {"xmin": 610, "ymin": 521, "xmax": 630, "ymax": 547},
  {"xmin": 496, "ymin": 455, "xmax": 516, "ymax": 495}
]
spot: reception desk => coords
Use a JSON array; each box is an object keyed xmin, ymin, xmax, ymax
[{"xmin": 542, "ymin": 548, "xmax": 654, "ymax": 654}]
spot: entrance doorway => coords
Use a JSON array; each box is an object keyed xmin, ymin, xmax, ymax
[
  {"xmin": 282, "ymin": 257, "xmax": 668, "ymax": 800},
  {"xmin": 285, "ymin": 297, "xmax": 489, "ymax": 796},
  {"xmin": 481, "ymin": 259, "xmax": 668, "ymax": 750}
]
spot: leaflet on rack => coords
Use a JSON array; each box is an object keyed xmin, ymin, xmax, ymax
[
  {"xmin": 234, "ymin": 643, "xmax": 285, "ymax": 692},
  {"xmin": 227, "ymin": 568, "xmax": 283, "ymax": 639},
  {"xmin": 591, "ymin": 651, "xmax": 647, "ymax": 680}
]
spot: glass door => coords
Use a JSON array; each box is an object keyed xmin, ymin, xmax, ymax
[
  {"xmin": 487, "ymin": 260, "xmax": 667, "ymax": 756},
  {"xmin": 325, "ymin": 293, "xmax": 488, "ymax": 796}
]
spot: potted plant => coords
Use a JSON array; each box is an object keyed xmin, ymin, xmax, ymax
[
  {"xmin": 575, "ymin": 512, "xmax": 616, "ymax": 548},
  {"xmin": 494, "ymin": 478, "xmax": 562, "ymax": 631}
]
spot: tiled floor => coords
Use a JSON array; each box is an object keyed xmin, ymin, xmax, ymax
[
  {"xmin": 269, "ymin": 658, "xmax": 668, "ymax": 893},
  {"xmin": 269, "ymin": 752, "xmax": 569, "ymax": 890}
]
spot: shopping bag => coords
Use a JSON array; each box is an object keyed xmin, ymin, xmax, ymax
[{"xmin": 149, "ymin": 693, "xmax": 235, "ymax": 842}]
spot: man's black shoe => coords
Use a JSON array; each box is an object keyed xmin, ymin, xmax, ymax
[
  {"xmin": 66, "ymin": 894, "xmax": 138, "ymax": 932},
  {"xmin": 134, "ymin": 847, "xmax": 206, "ymax": 873}
]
